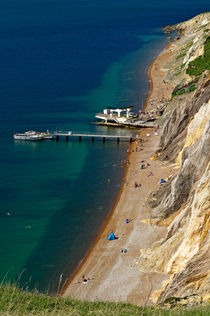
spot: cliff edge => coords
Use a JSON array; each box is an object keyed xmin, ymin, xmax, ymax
[{"xmin": 139, "ymin": 12, "xmax": 210, "ymax": 307}]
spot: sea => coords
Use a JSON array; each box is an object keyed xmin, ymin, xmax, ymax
[{"xmin": 0, "ymin": 0, "xmax": 209, "ymax": 293}]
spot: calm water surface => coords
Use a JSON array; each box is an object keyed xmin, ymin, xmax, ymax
[{"xmin": 0, "ymin": 0, "xmax": 209, "ymax": 292}]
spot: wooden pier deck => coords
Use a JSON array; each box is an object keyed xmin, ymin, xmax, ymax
[
  {"xmin": 53, "ymin": 132, "xmax": 135, "ymax": 143},
  {"xmin": 94, "ymin": 121, "xmax": 158, "ymax": 128}
]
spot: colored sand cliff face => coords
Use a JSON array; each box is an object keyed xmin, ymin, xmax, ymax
[{"xmin": 138, "ymin": 12, "xmax": 210, "ymax": 306}]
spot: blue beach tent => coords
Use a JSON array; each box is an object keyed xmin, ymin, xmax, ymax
[
  {"xmin": 107, "ymin": 232, "xmax": 115, "ymax": 240},
  {"xmin": 160, "ymin": 179, "xmax": 166, "ymax": 183}
]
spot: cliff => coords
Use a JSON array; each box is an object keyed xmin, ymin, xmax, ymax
[{"xmin": 138, "ymin": 12, "xmax": 210, "ymax": 307}]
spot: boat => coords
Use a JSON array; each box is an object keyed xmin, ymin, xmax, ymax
[
  {"xmin": 38, "ymin": 131, "xmax": 54, "ymax": 140},
  {"xmin": 13, "ymin": 131, "xmax": 43, "ymax": 141},
  {"xmin": 95, "ymin": 106, "xmax": 135, "ymax": 124}
]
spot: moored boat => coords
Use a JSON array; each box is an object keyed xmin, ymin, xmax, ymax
[
  {"xmin": 13, "ymin": 131, "xmax": 43, "ymax": 141},
  {"xmin": 38, "ymin": 131, "xmax": 54, "ymax": 140}
]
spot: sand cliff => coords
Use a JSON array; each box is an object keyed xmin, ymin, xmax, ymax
[{"xmin": 139, "ymin": 12, "xmax": 210, "ymax": 306}]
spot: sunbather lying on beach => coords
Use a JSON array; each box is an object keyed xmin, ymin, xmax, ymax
[
  {"xmin": 120, "ymin": 248, "xmax": 128, "ymax": 253},
  {"xmin": 72, "ymin": 275, "xmax": 94, "ymax": 285}
]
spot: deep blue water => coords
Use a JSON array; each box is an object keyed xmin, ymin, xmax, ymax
[{"xmin": 0, "ymin": 0, "xmax": 209, "ymax": 292}]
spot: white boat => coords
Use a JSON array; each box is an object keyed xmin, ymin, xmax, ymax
[
  {"xmin": 13, "ymin": 131, "xmax": 43, "ymax": 141},
  {"xmin": 38, "ymin": 131, "xmax": 53, "ymax": 140}
]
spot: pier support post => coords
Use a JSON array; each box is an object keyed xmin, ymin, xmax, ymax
[
  {"xmin": 79, "ymin": 136, "xmax": 82, "ymax": 142},
  {"xmin": 103, "ymin": 137, "xmax": 105, "ymax": 143},
  {"xmin": 66, "ymin": 136, "xmax": 69, "ymax": 142},
  {"xmin": 130, "ymin": 137, "xmax": 132, "ymax": 143},
  {"xmin": 117, "ymin": 137, "xmax": 120, "ymax": 143},
  {"xmin": 91, "ymin": 137, "xmax": 94, "ymax": 142},
  {"xmin": 56, "ymin": 135, "xmax": 59, "ymax": 141}
]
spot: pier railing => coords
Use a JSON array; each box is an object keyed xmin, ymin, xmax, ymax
[{"xmin": 53, "ymin": 131, "xmax": 135, "ymax": 143}]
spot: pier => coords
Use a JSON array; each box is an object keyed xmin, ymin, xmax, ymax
[
  {"xmin": 53, "ymin": 132, "xmax": 135, "ymax": 143},
  {"xmin": 94, "ymin": 121, "xmax": 158, "ymax": 128}
]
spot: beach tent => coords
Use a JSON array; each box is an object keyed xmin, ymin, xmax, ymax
[
  {"xmin": 160, "ymin": 179, "xmax": 166, "ymax": 183},
  {"xmin": 107, "ymin": 232, "xmax": 115, "ymax": 240}
]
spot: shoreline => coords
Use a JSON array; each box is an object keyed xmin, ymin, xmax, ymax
[
  {"xmin": 62, "ymin": 40, "xmax": 175, "ymax": 304},
  {"xmin": 144, "ymin": 43, "xmax": 174, "ymax": 111},
  {"xmin": 60, "ymin": 145, "xmax": 133, "ymax": 295}
]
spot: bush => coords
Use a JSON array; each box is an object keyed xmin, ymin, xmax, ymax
[
  {"xmin": 189, "ymin": 86, "xmax": 196, "ymax": 92},
  {"xmin": 186, "ymin": 37, "xmax": 210, "ymax": 76}
]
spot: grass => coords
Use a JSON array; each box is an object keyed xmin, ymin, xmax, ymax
[
  {"xmin": 176, "ymin": 52, "xmax": 186, "ymax": 60},
  {"xmin": 175, "ymin": 71, "xmax": 182, "ymax": 77},
  {"xmin": 186, "ymin": 36, "xmax": 210, "ymax": 76},
  {"xmin": 175, "ymin": 40, "xmax": 194, "ymax": 61},
  {"xmin": 0, "ymin": 284, "xmax": 209, "ymax": 315},
  {"xmin": 171, "ymin": 80, "xmax": 197, "ymax": 97}
]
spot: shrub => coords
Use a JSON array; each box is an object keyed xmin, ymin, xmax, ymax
[
  {"xmin": 186, "ymin": 37, "xmax": 210, "ymax": 76},
  {"xmin": 189, "ymin": 86, "xmax": 196, "ymax": 92}
]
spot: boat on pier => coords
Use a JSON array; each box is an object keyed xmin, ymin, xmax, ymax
[
  {"xmin": 13, "ymin": 131, "xmax": 43, "ymax": 141},
  {"xmin": 38, "ymin": 131, "xmax": 54, "ymax": 140},
  {"xmin": 13, "ymin": 131, "xmax": 53, "ymax": 141}
]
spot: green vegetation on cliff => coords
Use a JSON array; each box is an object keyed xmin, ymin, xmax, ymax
[
  {"xmin": 0, "ymin": 284, "xmax": 209, "ymax": 316},
  {"xmin": 172, "ymin": 79, "xmax": 198, "ymax": 97},
  {"xmin": 186, "ymin": 37, "xmax": 210, "ymax": 76}
]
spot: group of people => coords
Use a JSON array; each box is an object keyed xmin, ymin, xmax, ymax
[
  {"xmin": 121, "ymin": 159, "xmax": 130, "ymax": 166},
  {"xmin": 74, "ymin": 128, "xmax": 158, "ymax": 287}
]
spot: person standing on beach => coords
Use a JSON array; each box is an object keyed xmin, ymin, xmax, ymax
[{"xmin": 82, "ymin": 275, "xmax": 88, "ymax": 284}]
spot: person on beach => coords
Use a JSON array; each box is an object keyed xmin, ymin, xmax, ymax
[
  {"xmin": 82, "ymin": 275, "xmax": 94, "ymax": 284},
  {"xmin": 82, "ymin": 275, "xmax": 88, "ymax": 284},
  {"xmin": 72, "ymin": 275, "xmax": 93, "ymax": 285}
]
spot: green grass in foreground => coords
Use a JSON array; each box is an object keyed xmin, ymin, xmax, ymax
[
  {"xmin": 186, "ymin": 36, "xmax": 210, "ymax": 76},
  {"xmin": 0, "ymin": 285, "xmax": 209, "ymax": 316}
]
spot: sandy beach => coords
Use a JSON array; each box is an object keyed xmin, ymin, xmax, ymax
[{"xmin": 63, "ymin": 43, "xmax": 176, "ymax": 305}]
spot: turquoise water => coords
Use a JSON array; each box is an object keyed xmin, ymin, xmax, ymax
[{"xmin": 0, "ymin": 0, "xmax": 209, "ymax": 292}]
